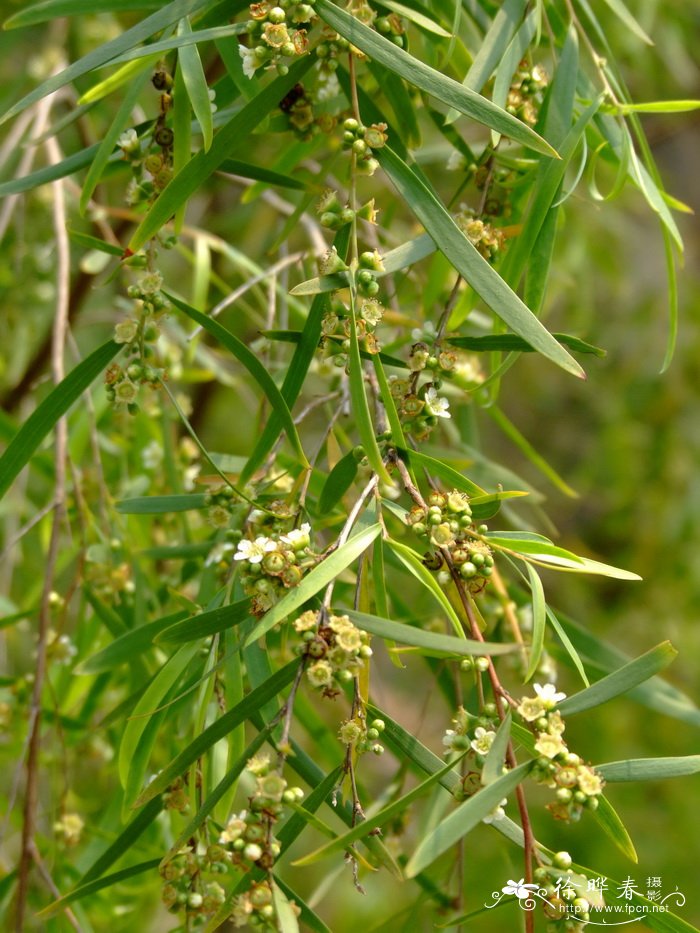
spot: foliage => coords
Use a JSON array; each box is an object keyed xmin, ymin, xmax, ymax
[{"xmin": 0, "ymin": 1, "xmax": 699, "ymax": 931}]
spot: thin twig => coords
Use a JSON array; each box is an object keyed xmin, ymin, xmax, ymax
[{"xmin": 15, "ymin": 131, "xmax": 71, "ymax": 932}]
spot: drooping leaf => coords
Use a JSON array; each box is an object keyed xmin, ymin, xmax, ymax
[
  {"xmin": 314, "ymin": 0, "xmax": 556, "ymax": 156},
  {"xmin": 481, "ymin": 711, "xmax": 512, "ymax": 785},
  {"xmin": 386, "ymin": 539, "xmax": 465, "ymax": 639},
  {"xmin": 164, "ymin": 292, "xmax": 309, "ymax": 468},
  {"xmin": 375, "ymin": 147, "xmax": 584, "ymax": 378},
  {"xmin": 318, "ymin": 450, "xmax": 358, "ymax": 514},
  {"xmin": 524, "ymin": 564, "xmax": 546, "ymax": 682},
  {"xmin": 345, "ymin": 609, "xmax": 516, "ymax": 657},
  {"xmin": 0, "ymin": 341, "xmax": 120, "ymax": 500},
  {"xmin": 244, "ymin": 524, "xmax": 383, "ymax": 646},
  {"xmin": 176, "ymin": 17, "xmax": 213, "ymax": 150},
  {"xmin": 597, "ymin": 756, "xmax": 700, "ymax": 782},
  {"xmin": 135, "ymin": 660, "xmax": 299, "ymax": 805},
  {"xmin": 4, "ymin": 1, "xmax": 162, "ymax": 29},
  {"xmin": 593, "ymin": 794, "xmax": 638, "ymax": 862},
  {"xmin": 405, "ymin": 761, "xmax": 532, "ymax": 877},
  {"xmin": 558, "ymin": 642, "xmax": 678, "ymax": 716},
  {"xmin": 446, "ymin": 333, "xmax": 605, "ymax": 357}
]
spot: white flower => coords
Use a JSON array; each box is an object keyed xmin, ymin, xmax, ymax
[
  {"xmin": 316, "ymin": 71, "xmax": 340, "ymax": 102},
  {"xmin": 442, "ymin": 729, "xmax": 456, "ymax": 748},
  {"xmin": 446, "ymin": 149, "xmax": 466, "ymax": 171},
  {"xmin": 533, "ymin": 682, "xmax": 566, "ymax": 708},
  {"xmin": 117, "ymin": 128, "xmax": 139, "ymax": 153},
  {"xmin": 280, "ymin": 522, "xmax": 311, "ymax": 550},
  {"xmin": 470, "ymin": 726, "xmax": 496, "ymax": 755},
  {"xmin": 482, "ymin": 798, "xmax": 508, "ymax": 824},
  {"xmin": 424, "ymin": 386, "xmax": 451, "ymax": 419},
  {"xmin": 205, "ymin": 541, "xmax": 236, "ymax": 567},
  {"xmin": 233, "ymin": 536, "xmax": 277, "ymax": 564},
  {"xmin": 534, "ymin": 732, "xmax": 566, "ymax": 759},
  {"xmin": 502, "ymin": 879, "xmax": 539, "ymax": 900},
  {"xmin": 239, "ymin": 44, "xmax": 259, "ymax": 80}
]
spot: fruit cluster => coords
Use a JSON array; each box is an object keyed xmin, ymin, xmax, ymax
[
  {"xmin": 160, "ymin": 847, "xmax": 227, "ymax": 922},
  {"xmin": 405, "ymin": 490, "xmax": 495, "ymax": 591},
  {"xmin": 293, "ymin": 611, "xmax": 373, "ymax": 692},
  {"xmin": 233, "ymin": 520, "xmax": 317, "ymax": 615},
  {"xmin": 239, "ymin": 2, "xmax": 316, "ymax": 79}
]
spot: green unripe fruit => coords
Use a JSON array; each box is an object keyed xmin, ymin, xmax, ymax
[
  {"xmin": 352, "ymin": 139, "xmax": 368, "ymax": 157},
  {"xmin": 478, "ymin": 524, "xmax": 488, "ymax": 534},
  {"xmin": 370, "ymin": 719, "xmax": 385, "ymax": 732},
  {"xmin": 339, "ymin": 207, "xmax": 355, "ymax": 225},
  {"xmin": 460, "ymin": 562, "xmax": 478, "ymax": 579},
  {"xmin": 343, "ymin": 117, "xmax": 359, "ymax": 132},
  {"xmin": 357, "ymin": 268, "xmax": 374, "ymax": 286},
  {"xmin": 320, "ymin": 211, "xmax": 341, "ymax": 229},
  {"xmin": 363, "ymin": 279, "xmax": 380, "ymax": 297},
  {"xmin": 268, "ymin": 6, "xmax": 286, "ymax": 22},
  {"xmin": 481, "ymin": 565, "xmax": 493, "ymax": 577},
  {"xmin": 471, "ymin": 552, "xmax": 485, "ymax": 566},
  {"xmin": 375, "ymin": 16, "xmax": 391, "ymax": 31},
  {"xmin": 483, "ymin": 701, "xmax": 497, "ymax": 716},
  {"xmin": 412, "ymin": 522, "xmax": 427, "ymax": 536}
]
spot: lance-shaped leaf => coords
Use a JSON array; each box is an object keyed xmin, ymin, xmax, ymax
[
  {"xmin": 386, "ymin": 539, "xmax": 464, "ymax": 639},
  {"xmin": 77, "ymin": 609, "xmax": 189, "ymax": 674},
  {"xmin": 244, "ymin": 524, "xmax": 382, "ymax": 646},
  {"xmin": 176, "ymin": 16, "xmax": 213, "ymax": 150},
  {"xmin": 36, "ymin": 860, "xmax": 161, "ymax": 918},
  {"xmin": 596, "ymin": 756, "xmax": 700, "ymax": 783},
  {"xmin": 558, "ymin": 642, "xmax": 678, "ymax": 716},
  {"xmin": 134, "ymin": 660, "xmax": 299, "ymax": 806},
  {"xmin": 375, "ymin": 147, "xmax": 584, "ymax": 378},
  {"xmin": 293, "ymin": 753, "xmax": 466, "ymax": 866},
  {"xmin": 447, "ymin": 333, "xmax": 605, "ymax": 357},
  {"xmin": 0, "ymin": 340, "xmax": 120, "ymax": 500},
  {"xmin": 319, "ymin": 450, "xmax": 358, "ymax": 514},
  {"xmin": 165, "ymin": 292, "xmax": 308, "ymax": 468},
  {"xmin": 0, "ymin": 0, "xmax": 215, "ymax": 125},
  {"xmin": 155, "ymin": 597, "xmax": 251, "ymax": 644},
  {"xmin": 5, "ymin": 1, "xmax": 163, "ymax": 30},
  {"xmin": 524, "ymin": 564, "xmax": 546, "ymax": 681},
  {"xmin": 128, "ymin": 56, "xmax": 314, "ymax": 250},
  {"xmin": 593, "ymin": 794, "xmax": 638, "ymax": 862},
  {"xmin": 345, "ymin": 610, "xmax": 516, "ymax": 657},
  {"xmin": 405, "ymin": 761, "xmax": 532, "ymax": 877},
  {"xmin": 481, "ymin": 711, "xmax": 512, "ymax": 786},
  {"xmin": 314, "ymin": 0, "xmax": 556, "ymax": 157},
  {"xmin": 116, "ymin": 493, "xmax": 206, "ymax": 513}
]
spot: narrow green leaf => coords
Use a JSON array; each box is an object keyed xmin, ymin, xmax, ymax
[
  {"xmin": 376, "ymin": 0, "xmax": 451, "ymax": 37},
  {"xmin": 558, "ymin": 642, "xmax": 678, "ymax": 716},
  {"xmin": 219, "ymin": 158, "xmax": 309, "ymax": 190},
  {"xmin": 76, "ymin": 610, "xmax": 189, "ymax": 673},
  {"xmin": 272, "ymin": 882, "xmax": 300, "ymax": 933},
  {"xmin": 481, "ymin": 712, "xmax": 511, "ymax": 785},
  {"xmin": 80, "ymin": 799, "xmax": 163, "ymax": 884},
  {"xmin": 405, "ymin": 761, "xmax": 532, "ymax": 877},
  {"xmin": 314, "ymin": 0, "xmax": 557, "ymax": 157},
  {"xmin": 524, "ymin": 564, "xmax": 546, "ymax": 682},
  {"xmin": 244, "ymin": 524, "xmax": 382, "ymax": 646},
  {"xmin": 164, "ymin": 725, "xmax": 273, "ymax": 859},
  {"xmin": 546, "ymin": 606, "xmax": 589, "ymax": 688},
  {"xmin": 318, "ymin": 450, "xmax": 358, "ymax": 514},
  {"xmin": 597, "ymin": 756, "xmax": 700, "ymax": 782},
  {"xmin": 289, "ymin": 232, "xmax": 435, "ymax": 296},
  {"xmin": 376, "ymin": 147, "xmax": 584, "ymax": 378},
  {"xmin": 0, "ymin": 0, "xmax": 213, "ymax": 125},
  {"xmin": 600, "ymin": 0, "xmax": 653, "ymax": 45},
  {"xmin": 615, "ymin": 100, "xmax": 700, "ymax": 114},
  {"xmin": 447, "ymin": 333, "xmax": 605, "ymax": 357},
  {"xmin": 104, "ymin": 23, "xmax": 247, "ymax": 70},
  {"xmin": 593, "ymin": 794, "xmax": 638, "ymax": 862},
  {"xmin": 80, "ymin": 66, "xmax": 151, "ymax": 214},
  {"xmin": 386, "ymin": 539, "xmax": 464, "ymax": 639},
  {"xmin": 0, "ymin": 340, "xmax": 120, "ymax": 500},
  {"xmin": 0, "ymin": 141, "xmax": 112, "ymax": 197},
  {"xmin": 345, "ymin": 609, "xmax": 516, "ymax": 657},
  {"xmin": 485, "ymin": 405, "xmax": 579, "ymax": 497},
  {"xmin": 119, "ymin": 643, "xmax": 199, "ymax": 789},
  {"xmin": 36, "ymin": 860, "xmax": 160, "ymax": 918},
  {"xmin": 165, "ymin": 292, "xmax": 309, "ymax": 468},
  {"xmin": 67, "ymin": 229, "xmax": 124, "ymax": 256},
  {"xmin": 4, "ymin": 1, "xmax": 162, "ymax": 30},
  {"xmin": 177, "ymin": 17, "xmax": 213, "ymax": 150},
  {"xmin": 395, "ymin": 446, "xmax": 485, "ymax": 497},
  {"xmin": 116, "ymin": 493, "xmax": 206, "ymax": 513},
  {"xmin": 347, "ymin": 288, "xmax": 393, "ymax": 486},
  {"xmin": 293, "ymin": 753, "xmax": 466, "ymax": 866},
  {"xmin": 134, "ymin": 660, "xmax": 299, "ymax": 805},
  {"xmin": 155, "ymin": 597, "xmax": 251, "ymax": 644},
  {"xmin": 128, "ymin": 57, "xmax": 314, "ymax": 250}
]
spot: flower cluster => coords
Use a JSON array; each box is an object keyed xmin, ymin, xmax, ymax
[
  {"xmin": 405, "ymin": 490, "xmax": 495, "ymax": 593},
  {"xmin": 507, "ymin": 60, "xmax": 549, "ymax": 126},
  {"xmin": 340, "ymin": 116, "xmax": 387, "ymax": 176},
  {"xmin": 442, "ymin": 706, "xmax": 510, "ymax": 821},
  {"xmin": 455, "ymin": 208, "xmax": 506, "ymax": 262},
  {"xmin": 388, "ymin": 376, "xmax": 454, "ymax": 440},
  {"xmin": 234, "ymin": 520, "xmax": 316, "ymax": 614},
  {"xmin": 338, "ymin": 715, "xmax": 385, "ymax": 755},
  {"xmin": 203, "ymin": 484, "xmax": 238, "ymax": 528},
  {"xmin": 160, "ymin": 846, "xmax": 228, "ymax": 922},
  {"xmin": 221, "ymin": 756, "xmax": 303, "ymax": 927},
  {"xmin": 108, "ymin": 270, "xmax": 169, "ymax": 411},
  {"xmin": 53, "ymin": 813, "xmax": 83, "ymax": 846},
  {"xmin": 238, "ymin": 2, "xmax": 316, "ymax": 80},
  {"xmin": 317, "ymin": 186, "xmax": 378, "ymax": 234},
  {"xmin": 293, "ymin": 611, "xmax": 373, "ymax": 692},
  {"xmin": 517, "ymin": 684, "xmax": 604, "ymax": 821}
]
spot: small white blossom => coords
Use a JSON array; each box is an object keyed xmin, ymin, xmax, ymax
[
  {"xmin": 482, "ymin": 798, "xmax": 508, "ymax": 824},
  {"xmin": 533, "ymin": 682, "xmax": 566, "ymax": 708},
  {"xmin": 470, "ymin": 726, "xmax": 496, "ymax": 755},
  {"xmin": 446, "ymin": 149, "xmax": 466, "ymax": 171},
  {"xmin": 117, "ymin": 128, "xmax": 139, "ymax": 153},
  {"xmin": 316, "ymin": 71, "xmax": 340, "ymax": 102},
  {"xmin": 233, "ymin": 536, "xmax": 277, "ymax": 564},
  {"xmin": 442, "ymin": 729, "xmax": 456, "ymax": 748},
  {"xmin": 239, "ymin": 44, "xmax": 258, "ymax": 80},
  {"xmin": 280, "ymin": 522, "xmax": 311, "ymax": 550},
  {"xmin": 424, "ymin": 386, "xmax": 451, "ymax": 419},
  {"xmin": 205, "ymin": 541, "xmax": 236, "ymax": 567},
  {"xmin": 502, "ymin": 879, "xmax": 539, "ymax": 900}
]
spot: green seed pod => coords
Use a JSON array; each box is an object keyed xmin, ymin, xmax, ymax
[{"xmin": 460, "ymin": 562, "xmax": 477, "ymax": 579}]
